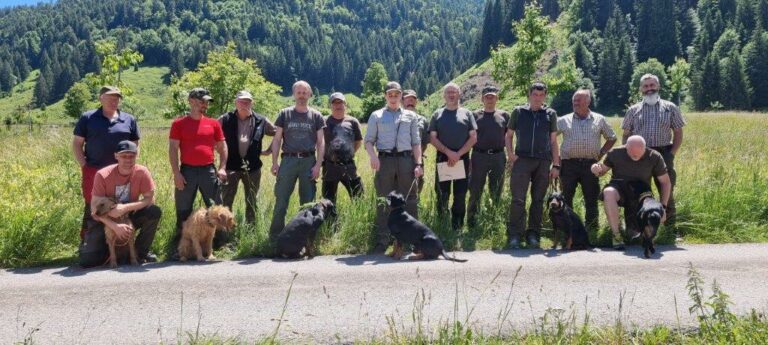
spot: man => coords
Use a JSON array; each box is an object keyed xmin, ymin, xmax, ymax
[
  {"xmin": 79, "ymin": 141, "xmax": 162, "ymax": 268},
  {"xmin": 556, "ymin": 89, "xmax": 617, "ymax": 233},
  {"xmin": 322, "ymin": 92, "xmax": 364, "ymax": 204},
  {"xmin": 169, "ymin": 88, "xmax": 228, "ymax": 255},
  {"xmin": 467, "ymin": 86, "xmax": 509, "ymax": 228},
  {"xmin": 72, "ymin": 86, "xmax": 139, "ymax": 241},
  {"xmin": 505, "ymin": 82, "xmax": 560, "ymax": 249},
  {"xmin": 591, "ymin": 135, "xmax": 671, "ymax": 249},
  {"xmin": 403, "ymin": 89, "xmax": 430, "ymax": 195},
  {"xmin": 219, "ymin": 90, "xmax": 276, "ymax": 224},
  {"xmin": 365, "ymin": 81, "xmax": 424, "ymax": 253},
  {"xmin": 269, "ymin": 81, "xmax": 326, "ymax": 238},
  {"xmin": 622, "ymin": 74, "xmax": 685, "ymax": 231},
  {"xmin": 429, "ymin": 82, "xmax": 477, "ymax": 232}
]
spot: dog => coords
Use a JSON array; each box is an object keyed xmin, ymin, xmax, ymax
[
  {"xmin": 178, "ymin": 205, "xmax": 236, "ymax": 261},
  {"xmin": 636, "ymin": 193, "xmax": 664, "ymax": 259},
  {"xmin": 385, "ymin": 192, "xmax": 467, "ymax": 262},
  {"xmin": 276, "ymin": 199, "xmax": 336, "ymax": 259},
  {"xmin": 92, "ymin": 197, "xmax": 138, "ymax": 268},
  {"xmin": 547, "ymin": 192, "xmax": 591, "ymax": 250},
  {"xmin": 328, "ymin": 124, "xmax": 355, "ymax": 164}
]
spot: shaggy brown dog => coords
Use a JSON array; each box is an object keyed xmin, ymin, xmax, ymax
[
  {"xmin": 178, "ymin": 205, "xmax": 236, "ymax": 261},
  {"xmin": 93, "ymin": 197, "xmax": 138, "ymax": 268}
]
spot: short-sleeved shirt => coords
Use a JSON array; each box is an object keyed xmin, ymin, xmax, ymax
[
  {"xmin": 324, "ymin": 115, "xmax": 362, "ymax": 160},
  {"xmin": 169, "ymin": 115, "xmax": 225, "ymax": 166},
  {"xmin": 604, "ymin": 147, "xmax": 667, "ymax": 185},
  {"xmin": 621, "ymin": 100, "xmax": 686, "ymax": 147},
  {"xmin": 92, "ymin": 164, "xmax": 155, "ymax": 203},
  {"xmin": 428, "ymin": 107, "xmax": 478, "ymax": 151},
  {"xmin": 73, "ymin": 108, "xmax": 140, "ymax": 168},
  {"xmin": 473, "ymin": 109, "xmax": 509, "ymax": 151},
  {"xmin": 557, "ymin": 111, "xmax": 617, "ymax": 160},
  {"xmin": 274, "ymin": 106, "xmax": 325, "ymax": 154},
  {"xmin": 365, "ymin": 107, "xmax": 421, "ymax": 152}
]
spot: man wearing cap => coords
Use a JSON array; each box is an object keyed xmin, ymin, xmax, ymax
[
  {"xmin": 322, "ymin": 92, "xmax": 364, "ymax": 204},
  {"xmin": 79, "ymin": 140, "xmax": 162, "ymax": 268},
  {"xmin": 557, "ymin": 89, "xmax": 617, "ymax": 234},
  {"xmin": 505, "ymin": 82, "xmax": 560, "ymax": 249},
  {"xmin": 218, "ymin": 90, "xmax": 276, "ymax": 225},
  {"xmin": 169, "ymin": 88, "xmax": 228, "ymax": 255},
  {"xmin": 365, "ymin": 81, "xmax": 424, "ymax": 253},
  {"xmin": 429, "ymin": 82, "xmax": 478, "ymax": 233},
  {"xmin": 269, "ymin": 80, "xmax": 326, "ymax": 238},
  {"xmin": 466, "ymin": 85, "xmax": 509, "ymax": 228},
  {"xmin": 402, "ymin": 89, "xmax": 430, "ymax": 195},
  {"xmin": 72, "ymin": 86, "xmax": 140, "ymax": 243}
]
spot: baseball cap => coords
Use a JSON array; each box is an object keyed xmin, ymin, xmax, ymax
[
  {"xmin": 385, "ymin": 81, "xmax": 402, "ymax": 94},
  {"xmin": 235, "ymin": 90, "xmax": 253, "ymax": 101},
  {"xmin": 403, "ymin": 89, "xmax": 418, "ymax": 99},
  {"xmin": 116, "ymin": 140, "xmax": 138, "ymax": 154},
  {"xmin": 482, "ymin": 86, "xmax": 500, "ymax": 96},
  {"xmin": 329, "ymin": 92, "xmax": 346, "ymax": 103},
  {"xmin": 99, "ymin": 86, "xmax": 123, "ymax": 98},
  {"xmin": 189, "ymin": 88, "xmax": 214, "ymax": 102}
]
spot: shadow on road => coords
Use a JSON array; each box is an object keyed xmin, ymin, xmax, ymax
[
  {"xmin": 621, "ymin": 244, "xmax": 687, "ymax": 260},
  {"xmin": 335, "ymin": 254, "xmax": 404, "ymax": 266}
]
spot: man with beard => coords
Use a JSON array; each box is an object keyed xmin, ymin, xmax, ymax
[
  {"xmin": 269, "ymin": 81, "xmax": 326, "ymax": 239},
  {"xmin": 621, "ymin": 74, "xmax": 685, "ymax": 235}
]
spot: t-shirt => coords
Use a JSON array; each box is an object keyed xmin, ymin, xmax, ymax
[
  {"xmin": 323, "ymin": 115, "xmax": 362, "ymax": 161},
  {"xmin": 169, "ymin": 115, "xmax": 225, "ymax": 166},
  {"xmin": 73, "ymin": 108, "xmax": 140, "ymax": 168},
  {"xmin": 275, "ymin": 107, "xmax": 326, "ymax": 153},
  {"xmin": 428, "ymin": 107, "xmax": 478, "ymax": 151},
  {"xmin": 604, "ymin": 147, "xmax": 667, "ymax": 185},
  {"xmin": 92, "ymin": 164, "xmax": 155, "ymax": 203},
  {"xmin": 473, "ymin": 109, "xmax": 510, "ymax": 150}
]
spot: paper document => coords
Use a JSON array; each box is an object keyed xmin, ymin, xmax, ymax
[{"xmin": 437, "ymin": 160, "xmax": 466, "ymax": 182}]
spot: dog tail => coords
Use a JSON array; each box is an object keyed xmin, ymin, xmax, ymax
[{"xmin": 441, "ymin": 251, "xmax": 467, "ymax": 263}]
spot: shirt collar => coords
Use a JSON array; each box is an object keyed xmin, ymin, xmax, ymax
[
  {"xmin": 572, "ymin": 111, "xmax": 593, "ymax": 120},
  {"xmin": 99, "ymin": 107, "xmax": 125, "ymax": 123}
]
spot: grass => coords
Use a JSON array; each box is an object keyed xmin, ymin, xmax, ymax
[{"xmin": 0, "ymin": 112, "xmax": 766, "ymax": 268}]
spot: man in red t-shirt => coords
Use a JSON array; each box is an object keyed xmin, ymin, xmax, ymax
[
  {"xmin": 79, "ymin": 141, "xmax": 162, "ymax": 268},
  {"xmin": 168, "ymin": 88, "xmax": 228, "ymax": 257}
]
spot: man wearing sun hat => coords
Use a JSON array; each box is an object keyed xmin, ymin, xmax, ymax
[
  {"xmin": 72, "ymin": 86, "xmax": 140, "ymax": 242},
  {"xmin": 169, "ymin": 87, "xmax": 228, "ymax": 257},
  {"xmin": 218, "ymin": 90, "xmax": 276, "ymax": 225}
]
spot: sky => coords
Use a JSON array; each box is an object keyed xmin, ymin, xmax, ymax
[{"xmin": 0, "ymin": 0, "xmax": 56, "ymax": 9}]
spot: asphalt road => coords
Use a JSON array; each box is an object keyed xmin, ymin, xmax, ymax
[{"xmin": 2, "ymin": 243, "xmax": 767, "ymax": 344}]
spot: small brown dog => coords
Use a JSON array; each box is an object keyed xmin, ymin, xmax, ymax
[
  {"xmin": 93, "ymin": 197, "xmax": 138, "ymax": 268},
  {"xmin": 178, "ymin": 205, "xmax": 236, "ymax": 261}
]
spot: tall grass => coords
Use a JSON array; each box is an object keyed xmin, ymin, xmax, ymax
[{"xmin": 0, "ymin": 113, "xmax": 766, "ymax": 267}]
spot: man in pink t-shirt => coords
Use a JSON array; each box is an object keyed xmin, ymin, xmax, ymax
[
  {"xmin": 168, "ymin": 88, "xmax": 228, "ymax": 258},
  {"xmin": 79, "ymin": 141, "xmax": 162, "ymax": 268}
]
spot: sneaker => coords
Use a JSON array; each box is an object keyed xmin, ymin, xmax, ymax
[
  {"xmin": 526, "ymin": 234, "xmax": 540, "ymax": 249},
  {"xmin": 506, "ymin": 236, "xmax": 521, "ymax": 249},
  {"xmin": 141, "ymin": 253, "xmax": 158, "ymax": 263}
]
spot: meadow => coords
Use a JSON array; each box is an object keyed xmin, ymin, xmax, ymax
[{"xmin": 0, "ymin": 113, "xmax": 766, "ymax": 268}]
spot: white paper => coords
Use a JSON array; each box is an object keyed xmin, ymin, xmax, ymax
[{"xmin": 437, "ymin": 160, "xmax": 466, "ymax": 182}]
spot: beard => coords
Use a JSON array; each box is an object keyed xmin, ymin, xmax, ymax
[{"xmin": 643, "ymin": 92, "xmax": 660, "ymax": 106}]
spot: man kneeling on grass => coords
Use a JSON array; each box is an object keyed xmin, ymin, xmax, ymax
[
  {"xmin": 591, "ymin": 135, "xmax": 670, "ymax": 250},
  {"xmin": 79, "ymin": 141, "xmax": 162, "ymax": 268}
]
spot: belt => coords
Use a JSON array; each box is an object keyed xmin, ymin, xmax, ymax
[
  {"xmin": 378, "ymin": 150, "xmax": 412, "ymax": 157},
  {"xmin": 473, "ymin": 148, "xmax": 504, "ymax": 155},
  {"xmin": 563, "ymin": 158, "xmax": 597, "ymax": 164},
  {"xmin": 281, "ymin": 151, "xmax": 315, "ymax": 158},
  {"xmin": 181, "ymin": 163, "xmax": 215, "ymax": 169}
]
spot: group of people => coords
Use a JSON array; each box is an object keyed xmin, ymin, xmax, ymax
[{"xmin": 72, "ymin": 73, "xmax": 685, "ymax": 267}]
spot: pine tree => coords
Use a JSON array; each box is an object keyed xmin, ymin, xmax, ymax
[
  {"xmin": 718, "ymin": 46, "xmax": 751, "ymax": 109},
  {"xmin": 0, "ymin": 62, "xmax": 14, "ymax": 93},
  {"xmin": 743, "ymin": 29, "xmax": 768, "ymax": 108},
  {"xmin": 33, "ymin": 71, "xmax": 50, "ymax": 107},
  {"xmin": 692, "ymin": 53, "xmax": 721, "ymax": 110},
  {"xmin": 571, "ymin": 36, "xmax": 595, "ymax": 80},
  {"xmin": 636, "ymin": 0, "xmax": 680, "ymax": 65},
  {"xmin": 735, "ymin": 0, "xmax": 757, "ymax": 44},
  {"xmin": 596, "ymin": 5, "xmax": 634, "ymax": 113}
]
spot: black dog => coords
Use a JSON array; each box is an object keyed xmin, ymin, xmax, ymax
[
  {"xmin": 276, "ymin": 199, "xmax": 336, "ymax": 259},
  {"xmin": 636, "ymin": 194, "xmax": 663, "ymax": 259},
  {"xmin": 328, "ymin": 124, "xmax": 355, "ymax": 164},
  {"xmin": 547, "ymin": 192, "xmax": 591, "ymax": 250},
  {"xmin": 385, "ymin": 192, "xmax": 467, "ymax": 262}
]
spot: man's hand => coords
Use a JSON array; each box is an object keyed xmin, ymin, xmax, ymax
[
  {"xmin": 271, "ymin": 163, "xmax": 280, "ymax": 176},
  {"xmin": 506, "ymin": 153, "xmax": 518, "ymax": 169},
  {"xmin": 414, "ymin": 165, "xmax": 423, "ymax": 178},
  {"xmin": 370, "ymin": 156, "xmax": 381, "ymax": 171},
  {"xmin": 549, "ymin": 167, "xmax": 560, "ymax": 179},
  {"xmin": 311, "ymin": 163, "xmax": 322, "ymax": 180},
  {"xmin": 107, "ymin": 204, "xmax": 128, "ymax": 219},
  {"xmin": 217, "ymin": 168, "xmax": 227, "ymax": 183},
  {"xmin": 661, "ymin": 207, "xmax": 668, "ymax": 225},
  {"xmin": 446, "ymin": 151, "xmax": 460, "ymax": 166},
  {"xmin": 591, "ymin": 163, "xmax": 604, "ymax": 177},
  {"xmin": 173, "ymin": 171, "xmax": 186, "ymax": 190},
  {"xmin": 111, "ymin": 223, "xmax": 134, "ymax": 242}
]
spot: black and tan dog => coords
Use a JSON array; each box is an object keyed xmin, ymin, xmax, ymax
[
  {"xmin": 328, "ymin": 124, "xmax": 355, "ymax": 164},
  {"xmin": 547, "ymin": 192, "xmax": 591, "ymax": 250},
  {"xmin": 385, "ymin": 192, "xmax": 467, "ymax": 262},
  {"xmin": 93, "ymin": 197, "xmax": 138, "ymax": 268},
  {"xmin": 636, "ymin": 192, "xmax": 664, "ymax": 259},
  {"xmin": 276, "ymin": 199, "xmax": 336, "ymax": 259}
]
